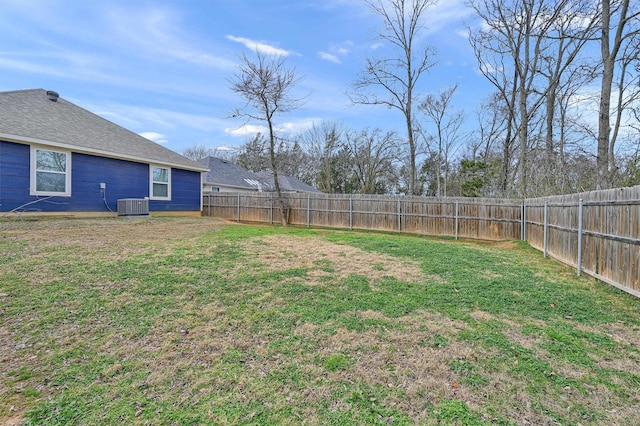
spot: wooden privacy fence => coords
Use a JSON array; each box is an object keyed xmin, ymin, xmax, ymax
[
  {"xmin": 525, "ymin": 186, "xmax": 640, "ymax": 298},
  {"xmin": 203, "ymin": 192, "xmax": 522, "ymax": 241},
  {"xmin": 203, "ymin": 186, "xmax": 640, "ymax": 298}
]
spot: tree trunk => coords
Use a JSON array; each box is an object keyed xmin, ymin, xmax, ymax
[
  {"xmin": 518, "ymin": 85, "xmax": 529, "ymax": 197},
  {"xmin": 406, "ymin": 102, "xmax": 418, "ymax": 196},
  {"xmin": 598, "ymin": 0, "xmax": 613, "ymax": 189},
  {"xmin": 268, "ymin": 119, "xmax": 288, "ymax": 226},
  {"xmin": 597, "ymin": 0, "xmax": 632, "ymax": 189}
]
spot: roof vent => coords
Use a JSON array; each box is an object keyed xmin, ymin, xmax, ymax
[{"xmin": 46, "ymin": 90, "xmax": 59, "ymax": 102}]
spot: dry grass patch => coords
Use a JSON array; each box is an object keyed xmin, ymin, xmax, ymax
[
  {"xmin": 286, "ymin": 310, "xmax": 475, "ymax": 422},
  {"xmin": 243, "ymin": 234, "xmax": 429, "ymax": 285},
  {"xmin": 1, "ymin": 218, "xmax": 639, "ymax": 425},
  {"xmin": 0, "ymin": 216, "xmax": 223, "ymax": 260}
]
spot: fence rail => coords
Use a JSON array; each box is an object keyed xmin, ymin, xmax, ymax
[
  {"xmin": 203, "ymin": 186, "xmax": 640, "ymax": 298},
  {"xmin": 525, "ymin": 186, "xmax": 640, "ymax": 298},
  {"xmin": 203, "ymin": 192, "xmax": 522, "ymax": 241}
]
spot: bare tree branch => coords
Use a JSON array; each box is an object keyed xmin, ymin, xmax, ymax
[
  {"xmin": 229, "ymin": 51, "xmax": 307, "ymax": 225},
  {"xmin": 349, "ymin": 0, "xmax": 437, "ymax": 195}
]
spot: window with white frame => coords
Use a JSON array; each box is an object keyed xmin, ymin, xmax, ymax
[
  {"xmin": 150, "ymin": 165, "xmax": 171, "ymax": 199},
  {"xmin": 30, "ymin": 146, "xmax": 71, "ymax": 196}
]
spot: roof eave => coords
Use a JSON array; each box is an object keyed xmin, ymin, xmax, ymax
[
  {"xmin": 204, "ymin": 181, "xmax": 261, "ymax": 191},
  {"xmin": 0, "ymin": 133, "xmax": 209, "ymax": 172}
]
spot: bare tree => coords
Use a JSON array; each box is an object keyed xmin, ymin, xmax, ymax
[
  {"xmin": 610, "ymin": 39, "xmax": 640, "ymax": 173},
  {"xmin": 299, "ymin": 121, "xmax": 348, "ymax": 193},
  {"xmin": 473, "ymin": 97, "xmax": 502, "ymax": 161},
  {"xmin": 468, "ymin": 2, "xmax": 521, "ymax": 196},
  {"xmin": 229, "ymin": 52, "xmax": 305, "ymax": 225},
  {"xmin": 476, "ymin": 92, "xmax": 517, "ymax": 195},
  {"xmin": 344, "ymin": 128, "xmax": 400, "ymax": 194},
  {"xmin": 180, "ymin": 144, "xmax": 213, "ymax": 161},
  {"xmin": 349, "ymin": 0, "xmax": 437, "ymax": 195},
  {"xmin": 552, "ymin": 65, "xmax": 595, "ymax": 193},
  {"xmin": 468, "ymin": 0, "xmax": 597, "ymax": 196},
  {"xmin": 180, "ymin": 144, "xmax": 239, "ymax": 162},
  {"xmin": 419, "ymin": 84, "xmax": 465, "ymax": 197},
  {"xmin": 236, "ymin": 133, "xmax": 270, "ymax": 172},
  {"xmin": 276, "ymin": 140, "xmax": 312, "ymax": 182},
  {"xmin": 537, "ymin": 0, "xmax": 597, "ymax": 162},
  {"xmin": 596, "ymin": 0, "xmax": 640, "ymax": 189}
]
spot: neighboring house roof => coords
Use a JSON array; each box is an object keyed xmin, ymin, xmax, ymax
[
  {"xmin": 256, "ymin": 170, "xmax": 321, "ymax": 193},
  {"xmin": 0, "ymin": 89, "xmax": 207, "ymax": 172},
  {"xmin": 197, "ymin": 156, "xmax": 271, "ymax": 191}
]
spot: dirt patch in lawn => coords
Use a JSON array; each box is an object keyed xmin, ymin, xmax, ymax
[
  {"xmin": 489, "ymin": 240, "xmax": 518, "ymax": 250},
  {"xmin": 243, "ymin": 234, "xmax": 431, "ymax": 285}
]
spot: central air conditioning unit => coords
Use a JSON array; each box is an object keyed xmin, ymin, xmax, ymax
[{"xmin": 117, "ymin": 198, "xmax": 149, "ymax": 216}]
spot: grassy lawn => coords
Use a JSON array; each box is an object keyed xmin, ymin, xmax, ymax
[{"xmin": 1, "ymin": 216, "xmax": 639, "ymax": 425}]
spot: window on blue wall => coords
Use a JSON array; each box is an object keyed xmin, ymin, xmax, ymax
[
  {"xmin": 150, "ymin": 165, "xmax": 171, "ymax": 200},
  {"xmin": 30, "ymin": 146, "xmax": 71, "ymax": 196}
]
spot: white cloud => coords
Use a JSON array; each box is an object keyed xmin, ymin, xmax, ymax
[
  {"xmin": 426, "ymin": 0, "xmax": 474, "ymax": 33},
  {"xmin": 477, "ymin": 62, "xmax": 502, "ymax": 75},
  {"xmin": 226, "ymin": 35, "xmax": 291, "ymax": 56},
  {"xmin": 318, "ymin": 51, "xmax": 341, "ymax": 64},
  {"xmin": 335, "ymin": 45, "xmax": 351, "ymax": 56},
  {"xmin": 225, "ymin": 124, "xmax": 268, "ymax": 136},
  {"xmin": 214, "ymin": 146, "xmax": 239, "ymax": 152},
  {"xmin": 284, "ymin": 119, "xmax": 318, "ymax": 134},
  {"xmin": 90, "ymin": 102, "xmax": 227, "ymax": 134},
  {"xmin": 224, "ymin": 118, "xmax": 318, "ymax": 138},
  {"xmin": 455, "ymin": 28, "xmax": 469, "ymax": 39},
  {"xmin": 363, "ymin": 0, "xmax": 473, "ymax": 38},
  {"xmin": 0, "ymin": 57, "xmax": 71, "ymax": 78},
  {"xmin": 104, "ymin": 6, "xmax": 236, "ymax": 70},
  {"xmin": 140, "ymin": 131, "xmax": 169, "ymax": 145},
  {"xmin": 318, "ymin": 41, "xmax": 352, "ymax": 63}
]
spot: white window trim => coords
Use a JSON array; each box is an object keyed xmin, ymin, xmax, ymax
[
  {"xmin": 30, "ymin": 145, "xmax": 72, "ymax": 197},
  {"xmin": 149, "ymin": 164, "xmax": 171, "ymax": 200}
]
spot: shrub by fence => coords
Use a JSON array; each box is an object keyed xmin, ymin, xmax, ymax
[{"xmin": 203, "ymin": 186, "xmax": 640, "ymax": 298}]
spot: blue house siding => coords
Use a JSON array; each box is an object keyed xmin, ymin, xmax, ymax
[
  {"xmin": 0, "ymin": 140, "xmax": 201, "ymax": 213},
  {"xmin": 150, "ymin": 168, "xmax": 202, "ymax": 212},
  {"xmin": 0, "ymin": 141, "xmax": 31, "ymax": 212},
  {"xmin": 71, "ymin": 153, "xmax": 150, "ymax": 212}
]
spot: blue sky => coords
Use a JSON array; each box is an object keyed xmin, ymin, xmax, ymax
[{"xmin": 0, "ymin": 0, "xmax": 492, "ymax": 154}]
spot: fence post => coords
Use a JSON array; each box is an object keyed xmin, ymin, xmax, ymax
[
  {"xmin": 397, "ymin": 197, "xmax": 401, "ymax": 233},
  {"xmin": 520, "ymin": 200, "xmax": 527, "ymax": 241},
  {"xmin": 349, "ymin": 196, "xmax": 353, "ymax": 230},
  {"xmin": 455, "ymin": 201, "xmax": 459, "ymax": 240},
  {"xmin": 237, "ymin": 193, "xmax": 241, "ymax": 222},
  {"xmin": 577, "ymin": 198, "xmax": 583, "ymax": 276},
  {"xmin": 307, "ymin": 193, "xmax": 310, "ymax": 227},
  {"xmin": 270, "ymin": 193, "xmax": 273, "ymax": 225},
  {"xmin": 543, "ymin": 201, "xmax": 548, "ymax": 258}
]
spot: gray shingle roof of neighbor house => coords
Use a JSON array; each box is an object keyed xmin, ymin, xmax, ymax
[
  {"xmin": 197, "ymin": 156, "xmax": 271, "ymax": 191},
  {"xmin": 256, "ymin": 170, "xmax": 321, "ymax": 193},
  {"xmin": 0, "ymin": 89, "xmax": 208, "ymax": 172}
]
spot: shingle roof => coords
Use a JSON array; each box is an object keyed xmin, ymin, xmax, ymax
[
  {"xmin": 197, "ymin": 156, "xmax": 271, "ymax": 191},
  {"xmin": 0, "ymin": 89, "xmax": 207, "ymax": 171},
  {"xmin": 256, "ymin": 170, "xmax": 321, "ymax": 193}
]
